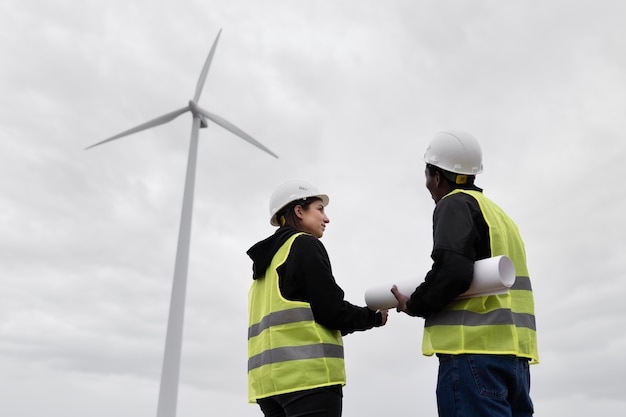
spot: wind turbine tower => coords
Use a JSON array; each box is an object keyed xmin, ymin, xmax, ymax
[{"xmin": 86, "ymin": 29, "xmax": 277, "ymax": 417}]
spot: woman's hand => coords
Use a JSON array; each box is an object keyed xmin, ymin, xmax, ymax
[{"xmin": 378, "ymin": 309, "xmax": 389, "ymax": 325}]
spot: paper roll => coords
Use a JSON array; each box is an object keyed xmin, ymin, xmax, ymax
[
  {"xmin": 364, "ymin": 280, "xmax": 417, "ymax": 311},
  {"xmin": 364, "ymin": 255, "xmax": 516, "ymax": 310},
  {"xmin": 456, "ymin": 255, "xmax": 515, "ymax": 299}
]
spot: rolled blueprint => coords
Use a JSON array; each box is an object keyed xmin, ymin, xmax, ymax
[
  {"xmin": 456, "ymin": 255, "xmax": 516, "ymax": 299},
  {"xmin": 364, "ymin": 255, "xmax": 516, "ymax": 310}
]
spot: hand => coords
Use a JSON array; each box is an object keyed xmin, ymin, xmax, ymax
[{"xmin": 391, "ymin": 285, "xmax": 411, "ymax": 315}]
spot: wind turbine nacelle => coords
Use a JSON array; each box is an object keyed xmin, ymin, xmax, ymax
[{"xmin": 188, "ymin": 100, "xmax": 209, "ymax": 128}]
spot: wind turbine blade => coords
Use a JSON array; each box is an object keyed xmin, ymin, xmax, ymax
[
  {"xmin": 193, "ymin": 29, "xmax": 222, "ymax": 103},
  {"xmin": 85, "ymin": 106, "xmax": 189, "ymax": 150},
  {"xmin": 195, "ymin": 107, "xmax": 278, "ymax": 158}
]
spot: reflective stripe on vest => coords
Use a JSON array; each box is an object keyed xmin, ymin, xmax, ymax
[
  {"xmin": 247, "ymin": 233, "xmax": 346, "ymax": 402},
  {"xmin": 425, "ymin": 308, "xmax": 536, "ymax": 329},
  {"xmin": 248, "ymin": 343, "xmax": 344, "ymax": 372},
  {"xmin": 422, "ymin": 190, "xmax": 539, "ymax": 363},
  {"xmin": 248, "ymin": 307, "xmax": 314, "ymax": 339}
]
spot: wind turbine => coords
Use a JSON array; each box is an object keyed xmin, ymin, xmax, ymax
[{"xmin": 86, "ymin": 29, "xmax": 277, "ymax": 417}]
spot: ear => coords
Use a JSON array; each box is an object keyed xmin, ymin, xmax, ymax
[{"xmin": 294, "ymin": 205, "xmax": 304, "ymax": 219}]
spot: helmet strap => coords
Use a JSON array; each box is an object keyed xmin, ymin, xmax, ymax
[{"xmin": 441, "ymin": 170, "xmax": 473, "ymax": 186}]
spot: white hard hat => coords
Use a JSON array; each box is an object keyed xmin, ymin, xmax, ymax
[
  {"xmin": 269, "ymin": 180, "xmax": 329, "ymax": 226},
  {"xmin": 423, "ymin": 130, "xmax": 483, "ymax": 175}
]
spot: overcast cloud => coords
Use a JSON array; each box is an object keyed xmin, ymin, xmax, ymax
[{"xmin": 1, "ymin": 0, "xmax": 625, "ymax": 416}]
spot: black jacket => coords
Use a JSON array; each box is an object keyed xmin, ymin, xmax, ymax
[
  {"xmin": 406, "ymin": 189, "xmax": 491, "ymax": 318},
  {"xmin": 247, "ymin": 226, "xmax": 382, "ymax": 335}
]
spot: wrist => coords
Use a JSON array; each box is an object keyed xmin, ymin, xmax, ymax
[{"xmin": 374, "ymin": 310, "xmax": 383, "ymax": 326}]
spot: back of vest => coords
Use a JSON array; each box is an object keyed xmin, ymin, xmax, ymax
[
  {"xmin": 422, "ymin": 190, "xmax": 539, "ymax": 363},
  {"xmin": 247, "ymin": 233, "xmax": 346, "ymax": 402}
]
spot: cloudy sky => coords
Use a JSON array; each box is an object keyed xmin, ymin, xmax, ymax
[{"xmin": 2, "ymin": 0, "xmax": 625, "ymax": 416}]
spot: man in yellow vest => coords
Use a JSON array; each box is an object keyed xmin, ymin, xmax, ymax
[{"xmin": 392, "ymin": 130, "xmax": 539, "ymax": 417}]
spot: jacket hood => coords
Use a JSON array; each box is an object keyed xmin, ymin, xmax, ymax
[{"xmin": 247, "ymin": 226, "xmax": 300, "ymax": 280}]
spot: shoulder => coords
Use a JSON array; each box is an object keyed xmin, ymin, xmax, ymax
[
  {"xmin": 290, "ymin": 234, "xmax": 330, "ymax": 262},
  {"xmin": 436, "ymin": 191, "xmax": 480, "ymax": 216},
  {"xmin": 442, "ymin": 190, "xmax": 481, "ymax": 204},
  {"xmin": 292, "ymin": 233, "xmax": 327, "ymax": 252},
  {"xmin": 285, "ymin": 234, "xmax": 332, "ymax": 274}
]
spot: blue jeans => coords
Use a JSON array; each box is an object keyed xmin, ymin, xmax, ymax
[
  {"xmin": 436, "ymin": 354, "xmax": 533, "ymax": 417},
  {"xmin": 257, "ymin": 385, "xmax": 343, "ymax": 417}
]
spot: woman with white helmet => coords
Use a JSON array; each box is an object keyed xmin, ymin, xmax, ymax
[{"xmin": 246, "ymin": 180, "xmax": 388, "ymax": 417}]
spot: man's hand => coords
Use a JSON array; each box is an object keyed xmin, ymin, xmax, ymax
[{"xmin": 391, "ymin": 285, "xmax": 415, "ymax": 316}]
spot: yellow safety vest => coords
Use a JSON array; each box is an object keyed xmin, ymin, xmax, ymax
[
  {"xmin": 247, "ymin": 233, "xmax": 346, "ymax": 403},
  {"xmin": 422, "ymin": 189, "xmax": 539, "ymax": 363}
]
